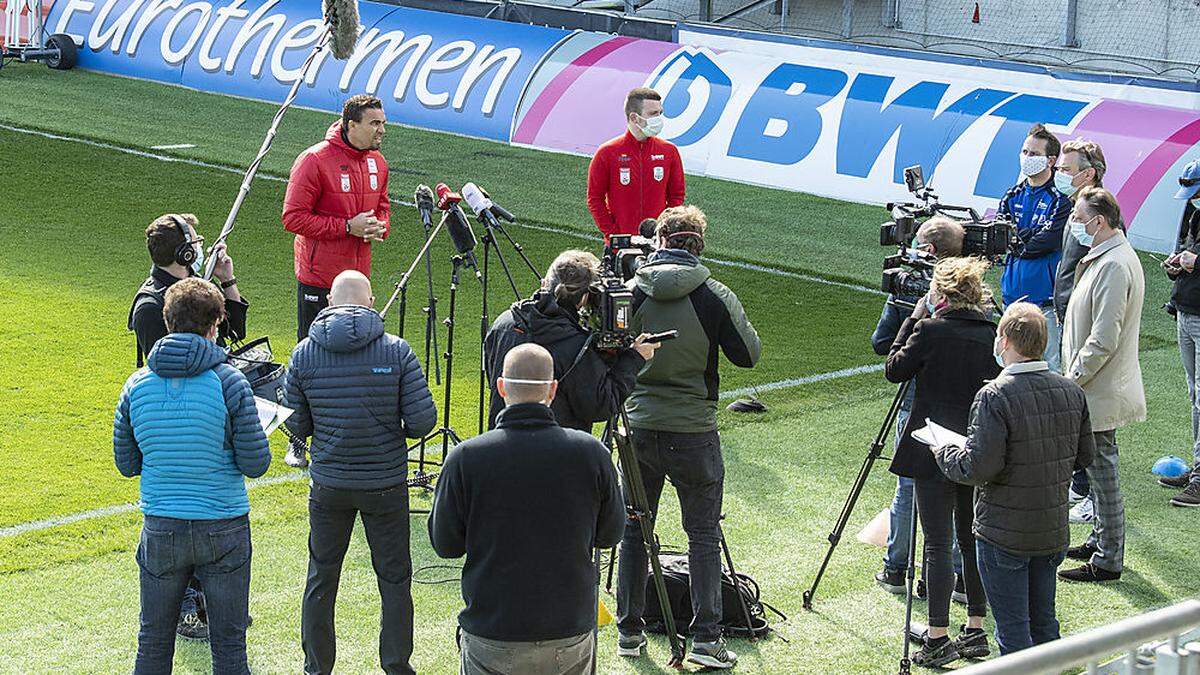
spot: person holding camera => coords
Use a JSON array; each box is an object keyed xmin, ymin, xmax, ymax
[
  {"xmin": 615, "ymin": 205, "xmax": 760, "ymax": 670},
  {"xmin": 114, "ymin": 278, "xmax": 271, "ymax": 674},
  {"xmin": 283, "ymin": 271, "xmax": 437, "ymax": 675},
  {"xmin": 886, "ymin": 256, "xmax": 1000, "ymax": 667},
  {"xmin": 1162, "ymin": 159, "xmax": 1200, "ymax": 508},
  {"xmin": 933, "ymin": 302, "xmax": 1094, "ymax": 655},
  {"xmin": 429, "ymin": 343, "xmax": 626, "ymax": 675},
  {"xmin": 128, "ymin": 212, "xmax": 249, "ymax": 642},
  {"xmin": 872, "ymin": 217, "xmax": 968, "ymax": 598},
  {"xmin": 1048, "ymin": 139, "xmax": 1107, "ymax": 524},
  {"xmin": 998, "ymin": 123, "xmax": 1072, "ymax": 371},
  {"xmin": 484, "ymin": 250, "xmax": 660, "ymax": 433},
  {"xmin": 1058, "ymin": 187, "xmax": 1146, "ymax": 583}
]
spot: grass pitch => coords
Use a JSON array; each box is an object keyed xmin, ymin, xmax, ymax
[{"xmin": 0, "ymin": 64, "xmax": 1196, "ymax": 673}]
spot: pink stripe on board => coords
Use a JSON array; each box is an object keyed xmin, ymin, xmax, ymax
[
  {"xmin": 1116, "ymin": 118, "xmax": 1200, "ymax": 217},
  {"xmin": 513, "ymin": 37, "xmax": 637, "ymax": 144},
  {"xmin": 1065, "ymin": 100, "xmax": 1199, "ymax": 192}
]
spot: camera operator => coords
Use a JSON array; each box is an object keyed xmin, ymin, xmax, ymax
[
  {"xmin": 1163, "ymin": 160, "xmax": 1200, "ymax": 507},
  {"xmin": 615, "ymin": 205, "xmax": 760, "ymax": 670},
  {"xmin": 483, "ymin": 250, "xmax": 660, "ymax": 433},
  {"xmin": 283, "ymin": 271, "xmax": 436, "ymax": 675},
  {"xmin": 127, "ymin": 212, "xmax": 249, "ymax": 642},
  {"xmin": 1058, "ymin": 187, "xmax": 1145, "ymax": 584},
  {"xmin": 429, "ymin": 344, "xmax": 625, "ymax": 675},
  {"xmin": 872, "ymin": 217, "xmax": 968, "ymax": 598},
  {"xmin": 114, "ymin": 278, "xmax": 271, "ymax": 674},
  {"xmin": 998, "ymin": 123, "xmax": 1072, "ymax": 371},
  {"xmin": 933, "ymin": 302, "xmax": 1094, "ymax": 655},
  {"xmin": 1049, "ymin": 139, "xmax": 1107, "ymax": 523},
  {"xmin": 886, "ymin": 257, "xmax": 1000, "ymax": 667}
]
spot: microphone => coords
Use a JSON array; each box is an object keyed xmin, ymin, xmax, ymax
[
  {"xmin": 462, "ymin": 183, "xmax": 516, "ymax": 224},
  {"xmin": 323, "ymin": 0, "xmax": 360, "ymax": 60},
  {"xmin": 436, "ymin": 183, "xmax": 480, "ymax": 272},
  {"xmin": 414, "ymin": 184, "xmax": 435, "ymax": 230}
]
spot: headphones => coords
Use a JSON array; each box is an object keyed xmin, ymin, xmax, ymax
[{"xmin": 168, "ymin": 214, "xmax": 199, "ymax": 267}]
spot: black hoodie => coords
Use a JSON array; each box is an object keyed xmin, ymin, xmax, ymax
[
  {"xmin": 484, "ymin": 291, "xmax": 644, "ymax": 432},
  {"xmin": 1170, "ymin": 204, "xmax": 1200, "ymax": 316}
]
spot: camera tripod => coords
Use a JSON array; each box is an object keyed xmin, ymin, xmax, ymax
[{"xmin": 474, "ymin": 215, "xmax": 540, "ymax": 434}]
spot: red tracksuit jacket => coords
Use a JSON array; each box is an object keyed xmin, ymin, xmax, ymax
[
  {"xmin": 587, "ymin": 131, "xmax": 685, "ymax": 238},
  {"xmin": 283, "ymin": 121, "xmax": 391, "ymax": 289}
]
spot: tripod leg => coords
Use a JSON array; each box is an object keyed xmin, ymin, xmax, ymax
[
  {"xmin": 899, "ymin": 479, "xmax": 920, "ymax": 674},
  {"xmin": 719, "ymin": 521, "xmax": 758, "ymax": 640}
]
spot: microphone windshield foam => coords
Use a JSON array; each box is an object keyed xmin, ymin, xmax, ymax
[{"xmin": 324, "ymin": 0, "xmax": 359, "ymax": 60}]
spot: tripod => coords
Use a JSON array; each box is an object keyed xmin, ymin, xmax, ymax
[
  {"xmin": 382, "ymin": 210, "xmax": 442, "ymax": 384},
  {"xmin": 603, "ymin": 408, "xmax": 686, "ymax": 668},
  {"xmin": 475, "ymin": 216, "xmax": 540, "ymax": 434}
]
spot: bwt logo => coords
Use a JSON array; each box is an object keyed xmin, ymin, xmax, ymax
[
  {"xmin": 53, "ymin": 0, "xmax": 523, "ymax": 115},
  {"xmin": 649, "ymin": 47, "xmax": 1089, "ymax": 199}
]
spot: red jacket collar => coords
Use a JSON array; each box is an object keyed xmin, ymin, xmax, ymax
[{"xmin": 326, "ymin": 121, "xmax": 369, "ymax": 158}]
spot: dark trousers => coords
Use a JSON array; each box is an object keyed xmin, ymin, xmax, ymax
[
  {"xmin": 1071, "ymin": 470, "xmax": 1090, "ymax": 497},
  {"xmin": 302, "ymin": 482, "xmax": 415, "ymax": 675},
  {"xmin": 976, "ymin": 539, "xmax": 1066, "ymax": 655},
  {"xmin": 297, "ymin": 282, "xmax": 331, "ymax": 341},
  {"xmin": 134, "ymin": 514, "xmax": 252, "ymax": 675},
  {"xmin": 616, "ymin": 429, "xmax": 724, "ymax": 643},
  {"xmin": 914, "ymin": 474, "xmax": 987, "ymax": 627}
]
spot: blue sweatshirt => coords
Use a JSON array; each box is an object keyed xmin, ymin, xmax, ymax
[
  {"xmin": 998, "ymin": 178, "xmax": 1072, "ymax": 306},
  {"xmin": 113, "ymin": 332, "xmax": 271, "ymax": 519}
]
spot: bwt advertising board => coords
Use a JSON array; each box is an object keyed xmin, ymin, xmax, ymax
[{"xmin": 50, "ymin": 0, "xmax": 1200, "ymax": 252}]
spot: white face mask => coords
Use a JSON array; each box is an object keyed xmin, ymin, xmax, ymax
[
  {"xmin": 1020, "ymin": 154, "xmax": 1049, "ymax": 178},
  {"xmin": 1069, "ymin": 217, "xmax": 1096, "ymax": 247},
  {"xmin": 501, "ymin": 377, "xmax": 555, "ymax": 406},
  {"xmin": 1054, "ymin": 170, "xmax": 1078, "ymax": 197},
  {"xmin": 191, "ymin": 243, "xmax": 205, "ymax": 275},
  {"xmin": 638, "ymin": 114, "xmax": 664, "ymax": 138},
  {"xmin": 993, "ymin": 336, "xmax": 1006, "ymax": 368}
]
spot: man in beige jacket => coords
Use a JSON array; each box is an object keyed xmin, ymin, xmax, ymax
[{"xmin": 1058, "ymin": 187, "xmax": 1146, "ymax": 583}]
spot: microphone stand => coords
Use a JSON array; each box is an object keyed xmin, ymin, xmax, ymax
[{"xmin": 474, "ymin": 214, "xmax": 541, "ymax": 434}]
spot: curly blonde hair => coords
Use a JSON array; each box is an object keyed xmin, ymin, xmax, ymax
[{"xmin": 931, "ymin": 257, "xmax": 991, "ymax": 311}]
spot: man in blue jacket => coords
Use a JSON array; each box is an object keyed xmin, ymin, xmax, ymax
[
  {"xmin": 113, "ymin": 277, "xmax": 271, "ymax": 675},
  {"xmin": 284, "ymin": 270, "xmax": 437, "ymax": 675},
  {"xmin": 998, "ymin": 123, "xmax": 1072, "ymax": 371}
]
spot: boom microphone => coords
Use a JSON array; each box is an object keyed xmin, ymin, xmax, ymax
[
  {"xmin": 324, "ymin": 0, "xmax": 360, "ymax": 60},
  {"xmin": 414, "ymin": 184, "xmax": 435, "ymax": 230}
]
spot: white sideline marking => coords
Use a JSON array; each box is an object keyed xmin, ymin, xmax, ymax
[
  {"xmin": 150, "ymin": 143, "xmax": 197, "ymax": 150},
  {"xmin": 0, "ymin": 362, "xmax": 889, "ymax": 538},
  {"xmin": 0, "ymin": 123, "xmax": 883, "ymax": 296}
]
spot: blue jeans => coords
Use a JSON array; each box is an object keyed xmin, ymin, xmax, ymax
[
  {"xmin": 885, "ymin": 406, "xmax": 962, "ymax": 576},
  {"xmin": 976, "ymin": 539, "xmax": 1066, "ymax": 655},
  {"xmin": 617, "ymin": 429, "xmax": 724, "ymax": 643},
  {"xmin": 135, "ymin": 514, "xmax": 252, "ymax": 675}
]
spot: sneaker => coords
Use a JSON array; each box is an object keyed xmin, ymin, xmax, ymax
[
  {"xmin": 1170, "ymin": 481, "xmax": 1200, "ymax": 507},
  {"xmin": 284, "ymin": 438, "xmax": 309, "ymax": 469},
  {"xmin": 688, "ymin": 640, "xmax": 738, "ymax": 669},
  {"xmin": 616, "ymin": 632, "xmax": 647, "ymax": 658},
  {"xmin": 1069, "ymin": 497, "xmax": 1094, "ymax": 524},
  {"xmin": 951, "ymin": 574, "xmax": 967, "ymax": 605},
  {"xmin": 1058, "ymin": 562, "xmax": 1121, "ymax": 583},
  {"xmin": 1066, "ymin": 542, "xmax": 1098, "ymax": 561},
  {"xmin": 176, "ymin": 612, "xmax": 209, "ymax": 641},
  {"xmin": 953, "ymin": 625, "xmax": 990, "ymax": 659},
  {"xmin": 1068, "ymin": 487, "xmax": 1087, "ymax": 505},
  {"xmin": 876, "ymin": 568, "xmax": 906, "ymax": 594},
  {"xmin": 912, "ymin": 634, "xmax": 959, "ymax": 668},
  {"xmin": 1159, "ymin": 472, "xmax": 1192, "ymax": 489}
]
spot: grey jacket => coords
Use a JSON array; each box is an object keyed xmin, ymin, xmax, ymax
[
  {"xmin": 935, "ymin": 361, "xmax": 1095, "ymax": 557},
  {"xmin": 285, "ymin": 305, "xmax": 437, "ymax": 490},
  {"xmin": 1053, "ymin": 224, "xmax": 1088, "ymax": 322}
]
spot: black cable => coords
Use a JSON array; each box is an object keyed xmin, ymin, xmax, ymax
[{"xmin": 413, "ymin": 563, "xmax": 463, "ymax": 585}]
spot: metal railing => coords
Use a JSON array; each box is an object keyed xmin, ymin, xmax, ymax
[{"xmin": 958, "ymin": 599, "xmax": 1200, "ymax": 675}]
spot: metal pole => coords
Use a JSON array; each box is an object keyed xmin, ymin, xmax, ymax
[
  {"xmin": 699, "ymin": 0, "xmax": 712, "ymax": 22},
  {"xmin": 841, "ymin": 0, "xmax": 852, "ymax": 38},
  {"xmin": 1062, "ymin": 0, "xmax": 1080, "ymax": 48},
  {"xmin": 779, "ymin": 0, "xmax": 788, "ymax": 30}
]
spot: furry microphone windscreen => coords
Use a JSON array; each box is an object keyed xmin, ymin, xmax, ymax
[{"xmin": 324, "ymin": 0, "xmax": 359, "ymax": 60}]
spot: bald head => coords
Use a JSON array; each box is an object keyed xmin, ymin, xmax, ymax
[
  {"xmin": 499, "ymin": 343, "xmax": 557, "ymax": 406},
  {"xmin": 329, "ymin": 270, "xmax": 374, "ymax": 307}
]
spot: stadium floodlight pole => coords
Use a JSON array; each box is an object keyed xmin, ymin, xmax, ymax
[
  {"xmin": 201, "ymin": 0, "xmax": 360, "ymax": 281},
  {"xmin": 802, "ymin": 379, "xmax": 911, "ymax": 610}
]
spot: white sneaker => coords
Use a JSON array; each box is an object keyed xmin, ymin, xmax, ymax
[
  {"xmin": 1069, "ymin": 497, "xmax": 1094, "ymax": 524},
  {"xmin": 1068, "ymin": 487, "xmax": 1086, "ymax": 505}
]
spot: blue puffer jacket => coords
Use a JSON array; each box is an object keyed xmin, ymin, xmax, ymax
[
  {"xmin": 113, "ymin": 333, "xmax": 271, "ymax": 519},
  {"xmin": 284, "ymin": 305, "xmax": 437, "ymax": 490}
]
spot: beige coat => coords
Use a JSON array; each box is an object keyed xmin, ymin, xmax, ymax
[{"xmin": 1061, "ymin": 231, "xmax": 1146, "ymax": 432}]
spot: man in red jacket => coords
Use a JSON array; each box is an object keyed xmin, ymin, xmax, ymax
[
  {"xmin": 284, "ymin": 94, "xmax": 391, "ymax": 343},
  {"xmin": 587, "ymin": 87, "xmax": 686, "ymax": 241}
]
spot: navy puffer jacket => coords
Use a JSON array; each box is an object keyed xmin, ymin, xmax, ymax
[{"xmin": 284, "ymin": 305, "xmax": 437, "ymax": 490}]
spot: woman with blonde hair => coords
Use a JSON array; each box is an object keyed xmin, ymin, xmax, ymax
[{"xmin": 886, "ymin": 256, "xmax": 1001, "ymax": 666}]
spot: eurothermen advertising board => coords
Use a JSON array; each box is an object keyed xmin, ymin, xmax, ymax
[{"xmin": 48, "ymin": 0, "xmax": 1200, "ymax": 251}]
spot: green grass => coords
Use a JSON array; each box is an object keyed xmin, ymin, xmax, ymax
[{"xmin": 0, "ymin": 63, "xmax": 1196, "ymax": 673}]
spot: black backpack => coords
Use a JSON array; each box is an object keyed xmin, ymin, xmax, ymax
[{"xmin": 641, "ymin": 553, "xmax": 783, "ymax": 639}]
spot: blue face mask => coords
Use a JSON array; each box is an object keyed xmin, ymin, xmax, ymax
[
  {"xmin": 1069, "ymin": 218, "xmax": 1095, "ymax": 247},
  {"xmin": 925, "ymin": 295, "xmax": 937, "ymax": 316},
  {"xmin": 994, "ymin": 337, "xmax": 1006, "ymax": 367},
  {"xmin": 191, "ymin": 244, "xmax": 205, "ymax": 275}
]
